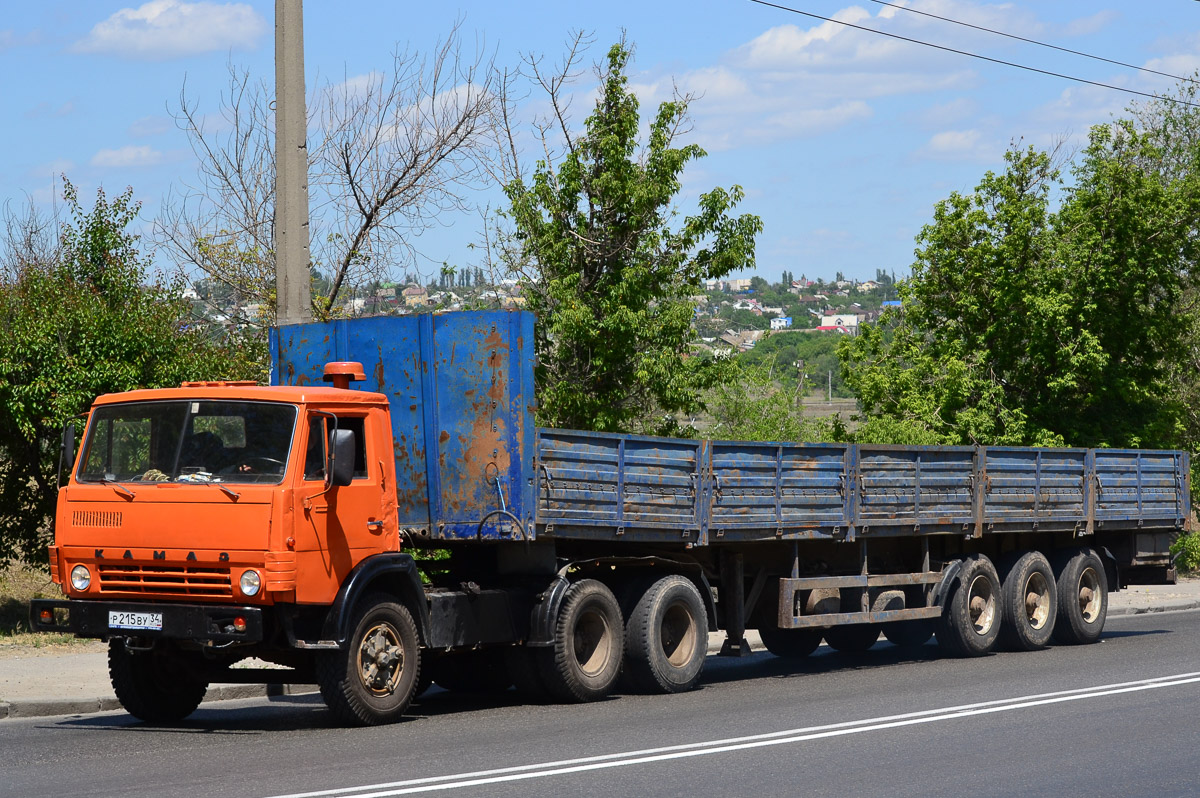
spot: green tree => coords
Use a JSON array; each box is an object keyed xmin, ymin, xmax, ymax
[
  {"xmin": 502, "ymin": 42, "xmax": 762, "ymax": 433},
  {"xmin": 840, "ymin": 129, "xmax": 1199, "ymax": 448},
  {"xmin": 0, "ymin": 182, "xmax": 261, "ymax": 563}
]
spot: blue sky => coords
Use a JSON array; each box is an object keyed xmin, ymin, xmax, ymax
[{"xmin": 2, "ymin": 1, "xmax": 1198, "ymax": 284}]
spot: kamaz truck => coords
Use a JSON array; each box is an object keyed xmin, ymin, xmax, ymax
[{"xmin": 32, "ymin": 310, "xmax": 1190, "ymax": 725}]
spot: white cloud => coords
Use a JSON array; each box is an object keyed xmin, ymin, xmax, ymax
[
  {"xmin": 1062, "ymin": 10, "xmax": 1118, "ymax": 38},
  {"xmin": 73, "ymin": 1, "xmax": 267, "ymax": 60},
  {"xmin": 127, "ymin": 115, "xmax": 172, "ymax": 137},
  {"xmin": 917, "ymin": 128, "xmax": 998, "ymax": 161},
  {"xmin": 90, "ymin": 145, "xmax": 165, "ymax": 168}
]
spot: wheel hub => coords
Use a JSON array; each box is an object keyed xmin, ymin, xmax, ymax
[{"xmin": 359, "ymin": 624, "xmax": 404, "ymax": 695}]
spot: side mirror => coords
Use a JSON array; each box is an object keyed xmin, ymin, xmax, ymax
[
  {"xmin": 58, "ymin": 421, "xmax": 77, "ymax": 488},
  {"xmin": 328, "ymin": 428, "xmax": 356, "ymax": 488}
]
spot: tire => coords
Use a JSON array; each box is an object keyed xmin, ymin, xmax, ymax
[
  {"xmin": 824, "ymin": 623, "xmax": 880, "ymax": 653},
  {"xmin": 937, "ymin": 555, "xmax": 1001, "ymax": 657},
  {"xmin": 882, "ymin": 620, "xmax": 935, "ymax": 648},
  {"xmin": 758, "ymin": 627, "xmax": 823, "ymax": 659},
  {"xmin": 1052, "ymin": 548, "xmax": 1108, "ymax": 645},
  {"xmin": 998, "ymin": 551, "xmax": 1057, "ymax": 650},
  {"xmin": 316, "ymin": 593, "xmax": 421, "ymax": 726},
  {"xmin": 538, "ymin": 579, "xmax": 624, "ymax": 702},
  {"xmin": 623, "ymin": 575, "xmax": 708, "ymax": 694},
  {"xmin": 107, "ymin": 640, "xmax": 208, "ymax": 723},
  {"xmin": 432, "ymin": 649, "xmax": 514, "ymax": 693}
]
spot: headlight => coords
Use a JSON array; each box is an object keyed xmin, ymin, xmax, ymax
[
  {"xmin": 239, "ymin": 569, "xmax": 261, "ymax": 597},
  {"xmin": 70, "ymin": 565, "xmax": 91, "ymax": 591}
]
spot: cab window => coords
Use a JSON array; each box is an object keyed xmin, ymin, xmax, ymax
[{"xmin": 303, "ymin": 415, "xmax": 367, "ymax": 482}]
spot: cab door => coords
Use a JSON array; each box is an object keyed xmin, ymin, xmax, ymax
[{"xmin": 294, "ymin": 412, "xmax": 392, "ymax": 604}]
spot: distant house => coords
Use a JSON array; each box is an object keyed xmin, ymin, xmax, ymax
[
  {"xmin": 818, "ymin": 314, "xmax": 858, "ymax": 334},
  {"xmin": 859, "ymin": 280, "xmax": 880, "ymax": 291},
  {"xmin": 725, "ymin": 278, "xmax": 752, "ymax": 293},
  {"xmin": 402, "ymin": 285, "xmax": 428, "ymax": 307},
  {"xmin": 770, "ymin": 317, "xmax": 793, "ymax": 330}
]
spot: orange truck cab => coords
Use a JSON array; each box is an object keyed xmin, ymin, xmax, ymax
[{"xmin": 34, "ymin": 311, "xmax": 542, "ymax": 726}]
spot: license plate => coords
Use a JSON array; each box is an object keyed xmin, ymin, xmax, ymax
[{"xmin": 108, "ymin": 610, "xmax": 163, "ymax": 631}]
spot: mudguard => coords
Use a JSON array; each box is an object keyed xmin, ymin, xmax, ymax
[{"xmin": 321, "ymin": 553, "xmax": 431, "ymax": 646}]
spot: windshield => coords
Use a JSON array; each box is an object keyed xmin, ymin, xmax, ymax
[{"xmin": 77, "ymin": 401, "xmax": 297, "ymax": 485}]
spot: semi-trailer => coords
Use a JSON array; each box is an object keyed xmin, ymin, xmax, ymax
[{"xmin": 32, "ymin": 310, "xmax": 1190, "ymax": 724}]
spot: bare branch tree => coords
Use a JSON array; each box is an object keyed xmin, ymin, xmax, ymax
[{"xmin": 157, "ymin": 22, "xmax": 499, "ymax": 324}]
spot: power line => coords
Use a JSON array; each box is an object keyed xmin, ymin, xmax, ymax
[
  {"xmin": 746, "ymin": 0, "xmax": 1200, "ymax": 109},
  {"xmin": 864, "ymin": 0, "xmax": 1198, "ymax": 87}
]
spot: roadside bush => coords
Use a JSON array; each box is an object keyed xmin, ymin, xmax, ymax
[{"xmin": 1171, "ymin": 531, "xmax": 1200, "ymax": 573}]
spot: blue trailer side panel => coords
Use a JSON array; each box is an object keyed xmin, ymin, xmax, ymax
[{"xmin": 270, "ymin": 311, "xmax": 536, "ymax": 541}]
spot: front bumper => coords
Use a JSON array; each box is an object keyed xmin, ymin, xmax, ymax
[{"xmin": 30, "ymin": 599, "xmax": 264, "ymax": 644}]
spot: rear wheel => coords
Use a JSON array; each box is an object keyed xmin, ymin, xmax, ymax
[
  {"xmin": 999, "ymin": 551, "xmax": 1057, "ymax": 650},
  {"xmin": 539, "ymin": 579, "xmax": 624, "ymax": 702},
  {"xmin": 316, "ymin": 593, "xmax": 420, "ymax": 726},
  {"xmin": 824, "ymin": 623, "xmax": 880, "ymax": 653},
  {"xmin": 1052, "ymin": 548, "xmax": 1108, "ymax": 645},
  {"xmin": 108, "ymin": 640, "xmax": 208, "ymax": 723},
  {"xmin": 937, "ymin": 555, "xmax": 1001, "ymax": 657},
  {"xmin": 882, "ymin": 620, "xmax": 935, "ymax": 648},
  {"xmin": 623, "ymin": 576, "xmax": 708, "ymax": 694},
  {"xmin": 758, "ymin": 627, "xmax": 823, "ymax": 659}
]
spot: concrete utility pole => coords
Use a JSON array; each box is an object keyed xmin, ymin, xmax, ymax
[{"xmin": 274, "ymin": 0, "xmax": 313, "ymax": 325}]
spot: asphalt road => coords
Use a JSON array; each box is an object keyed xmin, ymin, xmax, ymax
[{"xmin": 5, "ymin": 610, "xmax": 1200, "ymax": 798}]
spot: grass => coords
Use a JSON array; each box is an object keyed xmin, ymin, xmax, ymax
[{"xmin": 0, "ymin": 561, "xmax": 81, "ymax": 648}]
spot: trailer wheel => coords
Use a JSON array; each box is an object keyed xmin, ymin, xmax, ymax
[
  {"xmin": 882, "ymin": 620, "xmax": 934, "ymax": 648},
  {"xmin": 1052, "ymin": 548, "xmax": 1108, "ymax": 645},
  {"xmin": 758, "ymin": 627, "xmax": 823, "ymax": 659},
  {"xmin": 316, "ymin": 593, "xmax": 420, "ymax": 726},
  {"xmin": 108, "ymin": 639, "xmax": 208, "ymax": 723},
  {"xmin": 999, "ymin": 551, "xmax": 1057, "ymax": 650},
  {"xmin": 539, "ymin": 579, "xmax": 624, "ymax": 702},
  {"xmin": 824, "ymin": 624, "xmax": 880, "ymax": 653},
  {"xmin": 623, "ymin": 576, "xmax": 708, "ymax": 694},
  {"xmin": 937, "ymin": 555, "xmax": 1001, "ymax": 657}
]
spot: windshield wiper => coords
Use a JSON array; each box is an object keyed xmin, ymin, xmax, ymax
[
  {"xmin": 213, "ymin": 483, "xmax": 240, "ymax": 501},
  {"xmin": 98, "ymin": 479, "xmax": 136, "ymax": 499}
]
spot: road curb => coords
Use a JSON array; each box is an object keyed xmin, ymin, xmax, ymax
[
  {"xmin": 1108, "ymin": 599, "xmax": 1200, "ymax": 617},
  {"xmin": 0, "ymin": 682, "xmax": 317, "ymax": 721}
]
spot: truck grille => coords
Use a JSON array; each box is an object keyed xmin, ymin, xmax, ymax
[{"xmin": 97, "ymin": 564, "xmax": 232, "ymax": 597}]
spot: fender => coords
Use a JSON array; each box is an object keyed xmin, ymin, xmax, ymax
[
  {"xmin": 321, "ymin": 553, "xmax": 431, "ymax": 646},
  {"xmin": 931, "ymin": 558, "xmax": 966, "ymax": 610},
  {"xmin": 525, "ymin": 573, "xmax": 571, "ymax": 647}
]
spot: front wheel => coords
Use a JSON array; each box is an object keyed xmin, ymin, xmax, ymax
[
  {"xmin": 1052, "ymin": 548, "xmax": 1108, "ymax": 645},
  {"xmin": 938, "ymin": 555, "xmax": 1001, "ymax": 657},
  {"xmin": 316, "ymin": 593, "xmax": 421, "ymax": 726},
  {"xmin": 108, "ymin": 640, "xmax": 208, "ymax": 723}
]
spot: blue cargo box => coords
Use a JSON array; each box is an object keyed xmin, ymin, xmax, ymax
[{"xmin": 270, "ymin": 311, "xmax": 536, "ymax": 542}]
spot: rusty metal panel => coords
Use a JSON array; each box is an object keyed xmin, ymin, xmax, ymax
[
  {"xmin": 982, "ymin": 447, "xmax": 1086, "ymax": 530},
  {"xmin": 536, "ymin": 429, "xmax": 703, "ymax": 542},
  {"xmin": 707, "ymin": 441, "xmax": 849, "ymax": 540},
  {"xmin": 855, "ymin": 446, "xmax": 975, "ymax": 532},
  {"xmin": 1094, "ymin": 449, "xmax": 1187, "ymax": 528},
  {"xmin": 271, "ymin": 311, "xmax": 535, "ymax": 542}
]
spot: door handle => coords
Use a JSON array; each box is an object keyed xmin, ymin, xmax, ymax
[{"xmin": 366, "ymin": 520, "xmax": 384, "ymax": 532}]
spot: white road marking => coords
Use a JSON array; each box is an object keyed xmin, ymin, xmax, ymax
[{"xmin": 264, "ymin": 671, "xmax": 1200, "ymax": 798}]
